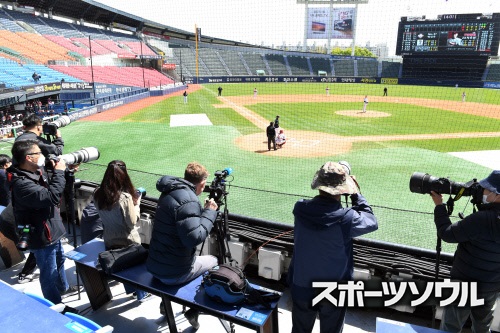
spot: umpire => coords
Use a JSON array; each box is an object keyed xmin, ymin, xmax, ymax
[{"xmin": 266, "ymin": 122, "xmax": 276, "ymax": 151}]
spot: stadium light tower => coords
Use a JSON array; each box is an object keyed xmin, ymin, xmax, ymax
[{"xmin": 298, "ymin": 0, "xmax": 368, "ymax": 55}]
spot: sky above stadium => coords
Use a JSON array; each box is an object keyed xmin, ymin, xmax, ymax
[{"xmin": 98, "ymin": 0, "xmax": 499, "ymax": 56}]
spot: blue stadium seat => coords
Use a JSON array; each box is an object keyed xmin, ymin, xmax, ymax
[
  {"xmin": 24, "ymin": 292, "xmax": 55, "ymax": 307},
  {"xmin": 64, "ymin": 312, "xmax": 114, "ymax": 333}
]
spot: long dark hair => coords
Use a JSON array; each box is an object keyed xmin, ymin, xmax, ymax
[{"xmin": 94, "ymin": 160, "xmax": 138, "ymax": 210}]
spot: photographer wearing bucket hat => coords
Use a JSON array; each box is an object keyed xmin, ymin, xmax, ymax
[
  {"xmin": 288, "ymin": 161, "xmax": 378, "ymax": 333},
  {"xmin": 430, "ymin": 170, "xmax": 500, "ymax": 333}
]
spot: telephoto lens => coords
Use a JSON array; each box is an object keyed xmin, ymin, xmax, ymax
[
  {"xmin": 60, "ymin": 147, "xmax": 100, "ymax": 165},
  {"xmin": 52, "ymin": 115, "xmax": 71, "ymax": 129}
]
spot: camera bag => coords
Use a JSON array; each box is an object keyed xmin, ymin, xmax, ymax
[
  {"xmin": 201, "ymin": 263, "xmax": 281, "ymax": 307},
  {"xmin": 98, "ymin": 243, "xmax": 148, "ymax": 275}
]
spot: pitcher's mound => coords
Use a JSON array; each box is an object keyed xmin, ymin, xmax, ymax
[
  {"xmin": 235, "ymin": 130, "xmax": 353, "ymax": 158},
  {"xmin": 336, "ymin": 110, "xmax": 391, "ymax": 118}
]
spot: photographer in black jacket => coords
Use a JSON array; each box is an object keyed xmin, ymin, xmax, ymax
[
  {"xmin": 14, "ymin": 114, "xmax": 64, "ymax": 283},
  {"xmin": 8, "ymin": 139, "xmax": 77, "ymax": 304},
  {"xmin": 431, "ymin": 170, "xmax": 500, "ymax": 333},
  {"xmin": 16, "ymin": 114, "xmax": 64, "ymax": 157}
]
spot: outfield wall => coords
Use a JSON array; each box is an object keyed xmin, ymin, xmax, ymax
[{"xmin": 189, "ymin": 75, "xmax": 489, "ymax": 88}]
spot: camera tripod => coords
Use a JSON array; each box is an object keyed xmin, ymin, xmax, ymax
[
  {"xmin": 63, "ymin": 168, "xmax": 82, "ymax": 299},
  {"xmin": 199, "ymin": 192, "xmax": 235, "ymax": 266}
]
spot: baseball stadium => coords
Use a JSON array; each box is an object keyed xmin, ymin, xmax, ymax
[{"xmin": 0, "ymin": 0, "xmax": 499, "ymax": 332}]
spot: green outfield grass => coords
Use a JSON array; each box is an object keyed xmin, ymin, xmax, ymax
[
  {"xmin": 204, "ymin": 82, "xmax": 500, "ymax": 104},
  {"xmin": 2, "ymin": 83, "xmax": 499, "ymax": 252}
]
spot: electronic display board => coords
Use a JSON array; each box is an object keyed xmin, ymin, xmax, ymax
[{"xmin": 396, "ymin": 13, "xmax": 500, "ymax": 56}]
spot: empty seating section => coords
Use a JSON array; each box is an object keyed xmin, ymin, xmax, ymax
[
  {"xmin": 31, "ymin": 18, "xmax": 59, "ymax": 35},
  {"xmin": 486, "ymin": 64, "xmax": 500, "ymax": 81},
  {"xmin": 0, "ymin": 10, "xmax": 25, "ymax": 32},
  {"xmin": 0, "ymin": 57, "xmax": 80, "ymax": 87},
  {"xmin": 43, "ymin": 35, "xmax": 91, "ymax": 58},
  {"xmin": 122, "ymin": 41, "xmax": 156, "ymax": 56},
  {"xmin": 96, "ymin": 40, "xmax": 135, "ymax": 57},
  {"xmin": 357, "ymin": 59, "xmax": 378, "ymax": 77},
  {"xmin": 49, "ymin": 65, "xmax": 173, "ymax": 87},
  {"xmin": 287, "ymin": 56, "xmax": 311, "ymax": 76},
  {"xmin": 37, "ymin": 17, "xmax": 84, "ymax": 38},
  {"xmin": 242, "ymin": 53, "xmax": 267, "ymax": 75},
  {"xmin": 381, "ymin": 61, "xmax": 401, "ymax": 77},
  {"xmin": 0, "ymin": 30, "xmax": 73, "ymax": 63},
  {"xmin": 71, "ymin": 38, "xmax": 110, "ymax": 56},
  {"xmin": 218, "ymin": 49, "xmax": 248, "ymax": 75},
  {"xmin": 309, "ymin": 57, "xmax": 331, "ymax": 75},
  {"xmin": 333, "ymin": 60, "xmax": 355, "ymax": 76},
  {"xmin": 199, "ymin": 48, "xmax": 228, "ymax": 76},
  {"xmin": 266, "ymin": 54, "xmax": 289, "ymax": 76},
  {"xmin": 172, "ymin": 47, "xmax": 210, "ymax": 76}
]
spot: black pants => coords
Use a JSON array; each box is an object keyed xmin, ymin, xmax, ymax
[
  {"xmin": 20, "ymin": 252, "xmax": 37, "ymax": 276},
  {"xmin": 268, "ymin": 136, "xmax": 276, "ymax": 150}
]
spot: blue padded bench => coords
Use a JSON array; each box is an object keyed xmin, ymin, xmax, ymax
[{"xmin": 66, "ymin": 239, "xmax": 280, "ymax": 333}]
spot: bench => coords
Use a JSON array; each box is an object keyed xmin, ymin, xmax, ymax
[{"xmin": 65, "ymin": 239, "xmax": 280, "ymax": 333}]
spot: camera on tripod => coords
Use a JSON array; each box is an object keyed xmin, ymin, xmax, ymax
[
  {"xmin": 409, "ymin": 172, "xmax": 483, "ymax": 205},
  {"xmin": 17, "ymin": 224, "xmax": 33, "ymax": 251},
  {"xmin": 43, "ymin": 115, "xmax": 71, "ymax": 136},
  {"xmin": 208, "ymin": 167, "xmax": 233, "ymax": 206}
]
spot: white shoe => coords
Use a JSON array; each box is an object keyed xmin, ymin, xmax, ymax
[{"xmin": 17, "ymin": 269, "xmax": 40, "ymax": 284}]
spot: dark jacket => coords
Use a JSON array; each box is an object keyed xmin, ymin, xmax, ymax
[
  {"xmin": 434, "ymin": 203, "xmax": 500, "ymax": 293},
  {"xmin": 147, "ymin": 176, "xmax": 217, "ymax": 279},
  {"xmin": 8, "ymin": 166, "xmax": 66, "ymax": 249},
  {"xmin": 288, "ymin": 193, "xmax": 378, "ymax": 301},
  {"xmin": 266, "ymin": 125, "xmax": 276, "ymax": 138},
  {"xmin": 15, "ymin": 131, "xmax": 64, "ymax": 158},
  {"xmin": 0, "ymin": 169, "xmax": 10, "ymax": 206}
]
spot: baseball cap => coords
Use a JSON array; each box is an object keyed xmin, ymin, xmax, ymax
[
  {"xmin": 311, "ymin": 161, "xmax": 359, "ymax": 195},
  {"xmin": 479, "ymin": 170, "xmax": 500, "ymax": 194}
]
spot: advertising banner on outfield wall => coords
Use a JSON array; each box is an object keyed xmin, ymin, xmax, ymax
[
  {"xmin": 196, "ymin": 76, "xmax": 380, "ymax": 84},
  {"xmin": 484, "ymin": 82, "xmax": 500, "ymax": 89},
  {"xmin": 307, "ymin": 7, "xmax": 355, "ymax": 39}
]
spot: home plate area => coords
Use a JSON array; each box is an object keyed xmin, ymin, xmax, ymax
[{"xmin": 170, "ymin": 114, "xmax": 213, "ymax": 127}]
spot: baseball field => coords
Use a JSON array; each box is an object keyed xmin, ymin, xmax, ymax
[{"xmin": 3, "ymin": 82, "xmax": 500, "ymax": 252}]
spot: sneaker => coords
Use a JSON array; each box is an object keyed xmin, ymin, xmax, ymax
[
  {"xmin": 17, "ymin": 271, "xmax": 39, "ymax": 284},
  {"xmin": 138, "ymin": 293, "xmax": 152, "ymax": 302},
  {"xmin": 184, "ymin": 309, "xmax": 200, "ymax": 330},
  {"xmin": 61, "ymin": 285, "xmax": 83, "ymax": 298}
]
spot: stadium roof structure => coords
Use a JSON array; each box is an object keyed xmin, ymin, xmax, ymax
[{"xmin": 3, "ymin": 0, "xmax": 257, "ymax": 47}]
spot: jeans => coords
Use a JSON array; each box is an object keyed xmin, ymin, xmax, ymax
[
  {"xmin": 32, "ymin": 241, "xmax": 69, "ymax": 304},
  {"xmin": 157, "ymin": 255, "xmax": 218, "ymax": 286},
  {"xmin": 440, "ymin": 291, "xmax": 498, "ymax": 333},
  {"xmin": 123, "ymin": 283, "xmax": 148, "ymax": 300},
  {"xmin": 291, "ymin": 298, "xmax": 346, "ymax": 333}
]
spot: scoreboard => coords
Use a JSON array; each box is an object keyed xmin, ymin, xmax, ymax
[{"xmin": 396, "ymin": 13, "xmax": 500, "ymax": 56}]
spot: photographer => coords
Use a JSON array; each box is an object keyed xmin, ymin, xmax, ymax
[
  {"xmin": 147, "ymin": 162, "xmax": 218, "ymax": 330},
  {"xmin": 8, "ymin": 139, "xmax": 79, "ymax": 304},
  {"xmin": 288, "ymin": 161, "xmax": 378, "ymax": 333},
  {"xmin": 14, "ymin": 114, "xmax": 64, "ymax": 283},
  {"xmin": 430, "ymin": 170, "xmax": 500, "ymax": 333},
  {"xmin": 16, "ymin": 114, "xmax": 64, "ymax": 157}
]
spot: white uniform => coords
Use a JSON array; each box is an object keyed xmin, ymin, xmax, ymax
[{"xmin": 363, "ymin": 97, "xmax": 368, "ymax": 113}]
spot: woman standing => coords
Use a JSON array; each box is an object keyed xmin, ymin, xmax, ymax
[{"xmin": 93, "ymin": 160, "xmax": 149, "ymax": 301}]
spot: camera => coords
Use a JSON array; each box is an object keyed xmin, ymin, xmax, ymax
[
  {"xmin": 43, "ymin": 115, "xmax": 71, "ymax": 136},
  {"xmin": 17, "ymin": 224, "xmax": 33, "ymax": 251},
  {"xmin": 50, "ymin": 147, "xmax": 100, "ymax": 165},
  {"xmin": 409, "ymin": 172, "xmax": 483, "ymax": 204},
  {"xmin": 208, "ymin": 167, "xmax": 233, "ymax": 205}
]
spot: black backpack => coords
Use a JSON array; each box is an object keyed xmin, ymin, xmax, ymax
[{"xmin": 201, "ymin": 263, "xmax": 281, "ymax": 308}]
